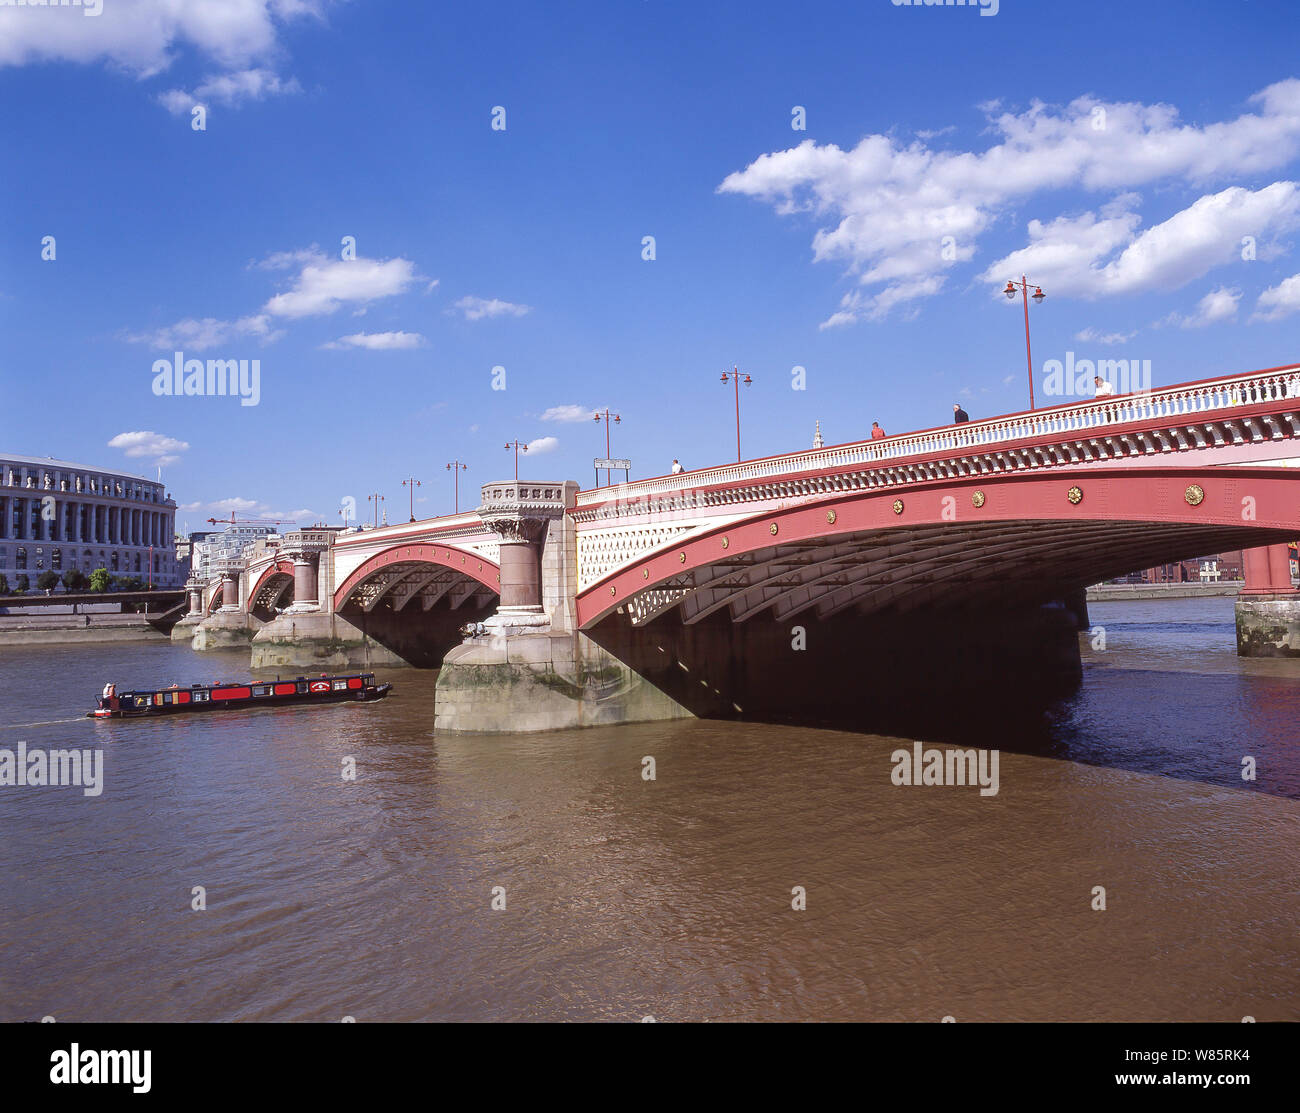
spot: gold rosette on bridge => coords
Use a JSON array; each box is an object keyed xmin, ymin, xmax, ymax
[{"xmin": 1185, "ymin": 484, "xmax": 1205, "ymax": 506}]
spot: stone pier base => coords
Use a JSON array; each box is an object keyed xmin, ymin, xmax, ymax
[
  {"xmin": 1235, "ymin": 596, "xmax": 1300, "ymax": 657},
  {"xmin": 192, "ymin": 610, "xmax": 263, "ymax": 650},
  {"xmin": 434, "ymin": 625, "xmax": 691, "ymax": 733},
  {"xmin": 249, "ymin": 611, "xmax": 408, "ymax": 670},
  {"xmin": 169, "ymin": 615, "xmax": 204, "ymax": 643}
]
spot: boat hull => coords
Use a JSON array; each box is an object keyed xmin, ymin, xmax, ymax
[{"xmin": 87, "ymin": 675, "xmax": 392, "ymax": 719}]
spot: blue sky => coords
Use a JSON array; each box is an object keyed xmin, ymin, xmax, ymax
[{"xmin": 3, "ymin": 0, "xmax": 1299, "ymax": 529}]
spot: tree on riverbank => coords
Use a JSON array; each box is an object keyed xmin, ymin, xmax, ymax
[
  {"xmin": 89, "ymin": 568, "xmax": 110, "ymax": 593},
  {"xmin": 37, "ymin": 570, "xmax": 60, "ymax": 594},
  {"xmin": 14, "ymin": 574, "xmax": 29, "ymax": 594},
  {"xmin": 62, "ymin": 568, "xmax": 88, "ymax": 592},
  {"xmin": 0, "ymin": 574, "xmax": 8, "ymax": 595}
]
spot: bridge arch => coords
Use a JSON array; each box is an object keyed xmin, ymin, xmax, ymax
[
  {"xmin": 204, "ymin": 581, "xmax": 225, "ymax": 615},
  {"xmin": 333, "ymin": 542, "xmax": 500, "ymax": 614},
  {"xmin": 577, "ymin": 466, "xmax": 1300, "ymax": 629},
  {"xmin": 250, "ymin": 559, "xmax": 295, "ymax": 618}
]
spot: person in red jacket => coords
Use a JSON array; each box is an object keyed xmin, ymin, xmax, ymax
[{"xmin": 870, "ymin": 421, "xmax": 886, "ymax": 439}]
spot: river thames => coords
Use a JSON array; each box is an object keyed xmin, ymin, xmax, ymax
[{"xmin": 1, "ymin": 597, "xmax": 1296, "ymax": 1022}]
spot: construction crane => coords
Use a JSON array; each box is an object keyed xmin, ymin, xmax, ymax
[{"xmin": 205, "ymin": 512, "xmax": 282, "ymax": 527}]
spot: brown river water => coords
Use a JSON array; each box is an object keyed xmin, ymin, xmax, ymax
[{"xmin": 0, "ymin": 597, "xmax": 1296, "ymax": 1022}]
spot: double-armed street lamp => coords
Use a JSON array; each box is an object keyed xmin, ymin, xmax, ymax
[
  {"xmin": 367, "ymin": 492, "xmax": 385, "ymax": 529},
  {"xmin": 401, "ymin": 477, "xmax": 421, "ymax": 522},
  {"xmin": 504, "ymin": 440, "xmax": 529, "ymax": 481},
  {"xmin": 593, "ymin": 408, "xmax": 621, "ymax": 487},
  {"xmin": 1004, "ymin": 276, "xmax": 1046, "ymax": 410},
  {"xmin": 720, "ymin": 366, "xmax": 752, "ymax": 463},
  {"xmin": 445, "ymin": 461, "xmax": 468, "ymax": 513}
]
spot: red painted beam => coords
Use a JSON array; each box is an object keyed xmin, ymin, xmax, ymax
[
  {"xmin": 332, "ymin": 542, "xmax": 501, "ymax": 611},
  {"xmin": 577, "ymin": 466, "xmax": 1300, "ymax": 628}
]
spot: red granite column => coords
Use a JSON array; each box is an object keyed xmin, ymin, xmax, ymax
[
  {"xmin": 497, "ymin": 537, "xmax": 541, "ymax": 608},
  {"xmin": 1241, "ymin": 546, "xmax": 1283, "ymax": 594},
  {"xmin": 293, "ymin": 555, "xmax": 318, "ymax": 607},
  {"xmin": 1266, "ymin": 543, "xmax": 1294, "ymax": 591}
]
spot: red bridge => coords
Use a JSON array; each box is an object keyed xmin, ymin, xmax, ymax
[{"xmin": 179, "ymin": 363, "xmax": 1300, "ymax": 730}]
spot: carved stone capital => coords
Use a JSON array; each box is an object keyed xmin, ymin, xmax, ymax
[
  {"xmin": 281, "ymin": 529, "xmax": 333, "ymax": 562},
  {"xmin": 477, "ymin": 480, "xmax": 568, "ymax": 545}
]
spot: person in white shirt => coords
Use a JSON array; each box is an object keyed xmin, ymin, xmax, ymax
[
  {"xmin": 1094, "ymin": 375, "xmax": 1115, "ymax": 397},
  {"xmin": 671, "ymin": 459, "xmax": 684, "ymax": 474}
]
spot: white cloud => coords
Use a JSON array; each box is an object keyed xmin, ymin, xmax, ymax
[
  {"xmin": 719, "ymin": 80, "xmax": 1300, "ymax": 323},
  {"xmin": 158, "ymin": 68, "xmax": 301, "ymax": 114},
  {"xmin": 108, "ymin": 430, "xmax": 190, "ymax": 467},
  {"xmin": 209, "ymin": 497, "xmax": 263, "ymax": 514},
  {"xmin": 451, "ymin": 296, "xmax": 532, "ymax": 321},
  {"xmin": 1253, "ymin": 272, "xmax": 1300, "ymax": 321},
  {"xmin": 250, "ymin": 247, "xmax": 322, "ymax": 271},
  {"xmin": 1075, "ymin": 327, "xmax": 1137, "ymax": 345},
  {"xmin": 540, "ymin": 404, "xmax": 594, "ymax": 423},
  {"xmin": 122, "ymin": 313, "xmax": 280, "ymax": 352},
  {"xmin": 1165, "ymin": 286, "xmax": 1241, "ymax": 328},
  {"xmin": 821, "ymin": 276, "xmax": 944, "ymax": 327},
  {"xmin": 526, "ymin": 436, "xmax": 559, "ymax": 454},
  {"xmin": 263, "ymin": 250, "xmax": 423, "ymax": 318},
  {"xmin": 203, "ymin": 496, "xmax": 314, "ymax": 523},
  {"xmin": 0, "ymin": 0, "xmax": 326, "ymax": 120},
  {"xmin": 981, "ymin": 183, "xmax": 1300, "ymax": 299},
  {"xmin": 322, "ymin": 331, "xmax": 425, "ymax": 350}
]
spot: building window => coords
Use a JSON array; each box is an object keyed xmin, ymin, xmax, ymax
[
  {"xmin": 16, "ymin": 547, "xmax": 26, "ymax": 570},
  {"xmin": 111, "ymin": 552, "xmax": 119, "ymax": 572},
  {"xmin": 52, "ymin": 549, "xmax": 61, "ymax": 570}
]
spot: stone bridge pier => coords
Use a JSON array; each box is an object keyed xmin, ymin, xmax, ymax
[
  {"xmin": 249, "ymin": 529, "xmax": 406, "ymax": 669},
  {"xmin": 433, "ymin": 481, "xmax": 690, "ymax": 731},
  {"xmin": 191, "ymin": 557, "xmax": 263, "ymax": 649},
  {"xmin": 1237, "ymin": 543, "xmax": 1300, "ymax": 656},
  {"xmin": 169, "ymin": 572, "xmax": 208, "ymax": 641}
]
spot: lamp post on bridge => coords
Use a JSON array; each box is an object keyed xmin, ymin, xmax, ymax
[
  {"xmin": 367, "ymin": 493, "xmax": 384, "ymax": 529},
  {"xmin": 401, "ymin": 477, "xmax": 421, "ymax": 522},
  {"xmin": 1004, "ymin": 276, "xmax": 1046, "ymax": 410},
  {"xmin": 445, "ymin": 461, "xmax": 468, "ymax": 513},
  {"xmin": 504, "ymin": 440, "xmax": 529, "ymax": 481},
  {"xmin": 592, "ymin": 408, "xmax": 621, "ymax": 487},
  {"xmin": 720, "ymin": 366, "xmax": 752, "ymax": 462}
]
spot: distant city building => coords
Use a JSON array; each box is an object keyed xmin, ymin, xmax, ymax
[
  {"xmin": 1135, "ymin": 551, "xmax": 1246, "ymax": 584},
  {"xmin": 813, "ymin": 420, "xmax": 824, "ymax": 449},
  {"xmin": 0, "ymin": 453, "xmax": 180, "ymax": 586},
  {"xmin": 191, "ymin": 526, "xmax": 279, "ymax": 580}
]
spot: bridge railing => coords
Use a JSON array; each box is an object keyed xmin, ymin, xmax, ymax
[
  {"xmin": 574, "ymin": 363, "xmax": 1300, "ymax": 508},
  {"xmin": 332, "ymin": 511, "xmax": 487, "ymax": 548}
]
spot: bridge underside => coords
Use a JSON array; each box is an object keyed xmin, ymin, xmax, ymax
[
  {"xmin": 583, "ymin": 518, "xmax": 1295, "ymax": 738},
  {"xmin": 603, "ymin": 519, "xmax": 1293, "ymax": 629},
  {"xmin": 250, "ymin": 571, "xmax": 294, "ymax": 620},
  {"xmin": 336, "ymin": 560, "xmax": 497, "ymax": 667}
]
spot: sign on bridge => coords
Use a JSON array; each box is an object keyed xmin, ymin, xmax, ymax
[{"xmin": 594, "ymin": 457, "xmax": 632, "ymax": 487}]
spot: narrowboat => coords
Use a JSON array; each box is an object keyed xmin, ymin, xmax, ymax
[{"xmin": 88, "ymin": 673, "xmax": 392, "ymax": 719}]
